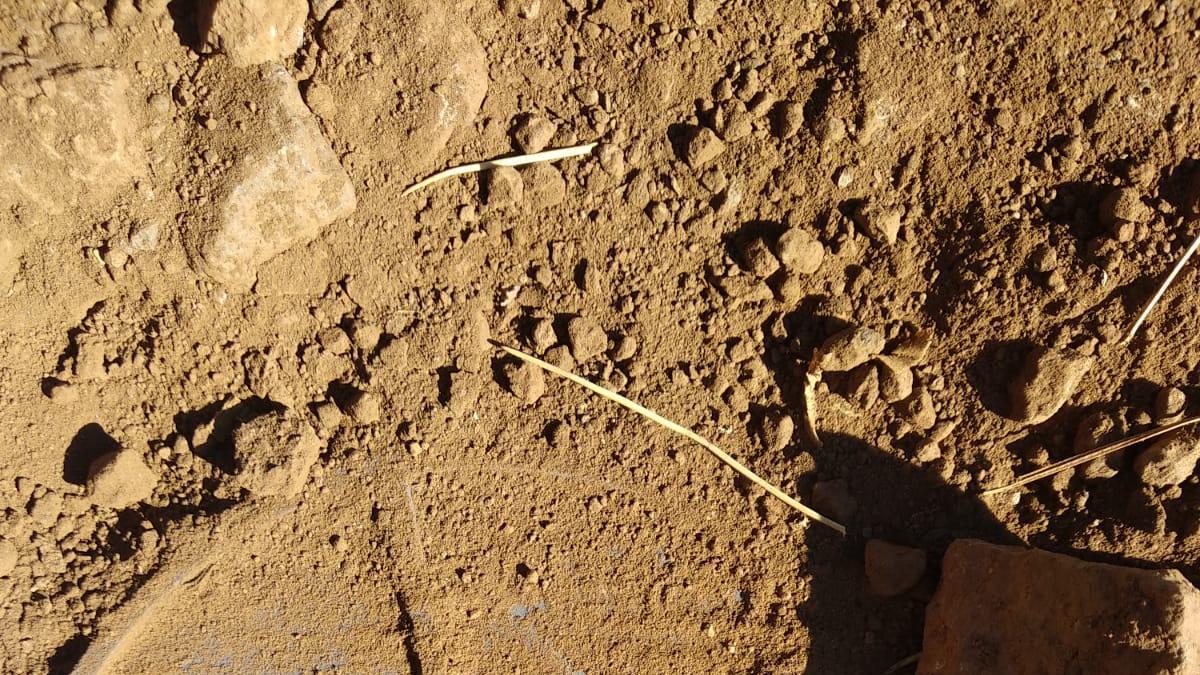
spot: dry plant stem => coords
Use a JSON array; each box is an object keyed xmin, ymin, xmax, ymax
[
  {"xmin": 402, "ymin": 142, "xmax": 599, "ymax": 196},
  {"xmin": 801, "ymin": 371, "xmax": 823, "ymax": 448},
  {"xmin": 1123, "ymin": 223, "xmax": 1200, "ymax": 345},
  {"xmin": 981, "ymin": 415, "xmax": 1200, "ymax": 496},
  {"xmin": 496, "ymin": 342, "xmax": 847, "ymax": 535},
  {"xmin": 883, "ymin": 653, "xmax": 921, "ymax": 674}
]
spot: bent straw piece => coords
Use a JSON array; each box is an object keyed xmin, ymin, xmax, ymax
[
  {"xmin": 883, "ymin": 653, "xmax": 921, "ymax": 675},
  {"xmin": 402, "ymin": 142, "xmax": 599, "ymax": 196},
  {"xmin": 1123, "ymin": 225, "xmax": 1200, "ymax": 345},
  {"xmin": 496, "ymin": 342, "xmax": 847, "ymax": 535},
  {"xmin": 981, "ymin": 415, "xmax": 1200, "ymax": 496}
]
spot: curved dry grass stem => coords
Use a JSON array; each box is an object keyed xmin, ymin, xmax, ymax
[
  {"xmin": 1123, "ymin": 224, "xmax": 1200, "ymax": 345},
  {"xmin": 496, "ymin": 342, "xmax": 846, "ymax": 535},
  {"xmin": 883, "ymin": 652, "xmax": 922, "ymax": 674},
  {"xmin": 401, "ymin": 142, "xmax": 599, "ymax": 196},
  {"xmin": 981, "ymin": 415, "xmax": 1200, "ymax": 496}
]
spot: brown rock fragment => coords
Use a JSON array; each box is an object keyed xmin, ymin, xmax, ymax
[
  {"xmin": 811, "ymin": 479, "xmax": 857, "ymax": 524},
  {"xmin": 87, "ymin": 450, "xmax": 158, "ymax": 509},
  {"xmin": 759, "ymin": 409, "xmax": 794, "ymax": 452},
  {"xmin": 566, "ymin": 316, "xmax": 607, "ymax": 363},
  {"xmin": 776, "ymin": 228, "xmax": 824, "ymax": 274},
  {"xmin": 812, "ymin": 326, "xmax": 885, "ymax": 373},
  {"xmin": 1134, "ymin": 430, "xmax": 1200, "ymax": 488},
  {"xmin": 919, "ymin": 539, "xmax": 1200, "ymax": 674},
  {"xmin": 503, "ymin": 360, "xmax": 546, "ymax": 405},
  {"xmin": 1009, "ymin": 346, "xmax": 1093, "ymax": 425},
  {"xmin": 682, "ymin": 126, "xmax": 725, "ymax": 168},
  {"xmin": 198, "ymin": 0, "xmax": 306, "ymax": 66},
  {"xmin": 865, "ymin": 540, "xmax": 926, "ymax": 597}
]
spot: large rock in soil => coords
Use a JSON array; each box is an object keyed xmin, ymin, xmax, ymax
[
  {"xmin": 303, "ymin": 0, "xmax": 488, "ymax": 184},
  {"xmin": 0, "ymin": 58, "xmax": 146, "ymax": 214},
  {"xmin": 198, "ymin": 0, "xmax": 307, "ymax": 66},
  {"xmin": 188, "ymin": 62, "xmax": 356, "ymax": 290},
  {"xmin": 1008, "ymin": 346, "xmax": 1093, "ymax": 425},
  {"xmin": 919, "ymin": 539, "xmax": 1200, "ymax": 675}
]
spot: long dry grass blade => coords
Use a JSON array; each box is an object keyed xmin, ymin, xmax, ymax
[
  {"xmin": 496, "ymin": 342, "xmax": 846, "ymax": 535},
  {"xmin": 981, "ymin": 415, "xmax": 1200, "ymax": 496},
  {"xmin": 1123, "ymin": 224, "xmax": 1200, "ymax": 345},
  {"xmin": 402, "ymin": 143, "xmax": 598, "ymax": 196}
]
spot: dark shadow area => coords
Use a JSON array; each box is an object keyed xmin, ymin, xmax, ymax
[
  {"xmin": 803, "ymin": 77, "xmax": 837, "ymax": 127},
  {"xmin": 1157, "ymin": 159, "xmax": 1198, "ymax": 215},
  {"xmin": 173, "ymin": 397, "xmax": 283, "ymax": 473},
  {"xmin": 1039, "ymin": 180, "xmax": 1107, "ymax": 239},
  {"xmin": 47, "ymin": 634, "xmax": 91, "ymax": 675},
  {"xmin": 918, "ymin": 202, "xmax": 989, "ymax": 333},
  {"xmin": 799, "ymin": 432, "xmax": 1021, "ymax": 675},
  {"xmin": 62, "ymin": 423, "xmax": 122, "ymax": 486},
  {"xmin": 168, "ymin": 0, "xmax": 203, "ymax": 49},
  {"xmin": 666, "ymin": 123, "xmax": 697, "ymax": 163},
  {"xmin": 722, "ymin": 219, "xmax": 789, "ymax": 270},
  {"xmin": 395, "ymin": 591, "xmax": 424, "ymax": 674},
  {"xmin": 435, "ymin": 367, "xmax": 454, "ymax": 407},
  {"xmin": 326, "ymin": 380, "xmax": 363, "ymax": 410},
  {"xmin": 965, "ymin": 338, "xmax": 1036, "ymax": 418}
]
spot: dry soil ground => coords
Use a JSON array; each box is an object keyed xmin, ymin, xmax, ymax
[{"xmin": 3, "ymin": 0, "xmax": 1200, "ymax": 673}]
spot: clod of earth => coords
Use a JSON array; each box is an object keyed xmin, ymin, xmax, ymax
[{"xmin": 86, "ymin": 449, "xmax": 158, "ymax": 509}]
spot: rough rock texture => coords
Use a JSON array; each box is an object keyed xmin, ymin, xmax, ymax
[
  {"xmin": 1009, "ymin": 346, "xmax": 1094, "ymax": 425},
  {"xmin": 198, "ymin": 0, "xmax": 307, "ymax": 66},
  {"xmin": 503, "ymin": 360, "xmax": 545, "ymax": 404},
  {"xmin": 233, "ymin": 410, "xmax": 322, "ymax": 497},
  {"xmin": 919, "ymin": 540, "xmax": 1200, "ymax": 675},
  {"xmin": 1135, "ymin": 430, "xmax": 1200, "ymax": 488},
  {"xmin": 812, "ymin": 326, "xmax": 885, "ymax": 372},
  {"xmin": 0, "ymin": 60, "xmax": 145, "ymax": 214},
  {"xmin": 566, "ymin": 316, "xmax": 607, "ymax": 363},
  {"xmin": 682, "ymin": 125, "xmax": 725, "ymax": 167},
  {"xmin": 86, "ymin": 450, "xmax": 158, "ymax": 509},
  {"xmin": 776, "ymin": 227, "xmax": 825, "ymax": 274},
  {"xmin": 8, "ymin": 0, "xmax": 1200, "ymax": 672},
  {"xmin": 304, "ymin": 0, "xmax": 488, "ymax": 183},
  {"xmin": 189, "ymin": 63, "xmax": 356, "ymax": 290}
]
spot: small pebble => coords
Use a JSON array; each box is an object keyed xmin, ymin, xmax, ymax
[
  {"xmin": 874, "ymin": 355, "xmax": 914, "ymax": 404},
  {"xmin": 776, "ymin": 228, "xmax": 824, "ymax": 274},
  {"xmin": 811, "ymin": 479, "xmax": 857, "ymax": 524},
  {"xmin": 759, "ymin": 409, "xmax": 794, "ymax": 452},
  {"xmin": 1009, "ymin": 346, "xmax": 1093, "ymax": 425},
  {"xmin": 484, "ymin": 166, "xmax": 524, "ymax": 206},
  {"xmin": 1134, "ymin": 430, "xmax": 1200, "ymax": 487},
  {"xmin": 1154, "ymin": 387, "xmax": 1186, "ymax": 423},
  {"xmin": 741, "ymin": 237, "xmax": 780, "ymax": 278},
  {"xmin": 87, "ymin": 450, "xmax": 158, "ymax": 509},
  {"xmin": 511, "ymin": 114, "xmax": 557, "ymax": 153},
  {"xmin": 852, "ymin": 201, "xmax": 903, "ymax": 245},
  {"xmin": 683, "ymin": 126, "xmax": 726, "ymax": 168},
  {"xmin": 566, "ymin": 316, "xmax": 607, "ymax": 363},
  {"xmin": 813, "ymin": 326, "xmax": 885, "ymax": 372},
  {"xmin": 865, "ymin": 539, "xmax": 926, "ymax": 597},
  {"xmin": 347, "ymin": 391, "xmax": 382, "ymax": 424},
  {"xmin": 503, "ymin": 360, "xmax": 546, "ymax": 405}
]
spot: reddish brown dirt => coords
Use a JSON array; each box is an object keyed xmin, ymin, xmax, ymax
[{"xmin": 3, "ymin": 0, "xmax": 1200, "ymax": 672}]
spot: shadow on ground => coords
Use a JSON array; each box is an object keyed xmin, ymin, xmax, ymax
[{"xmin": 798, "ymin": 432, "xmax": 1019, "ymax": 675}]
